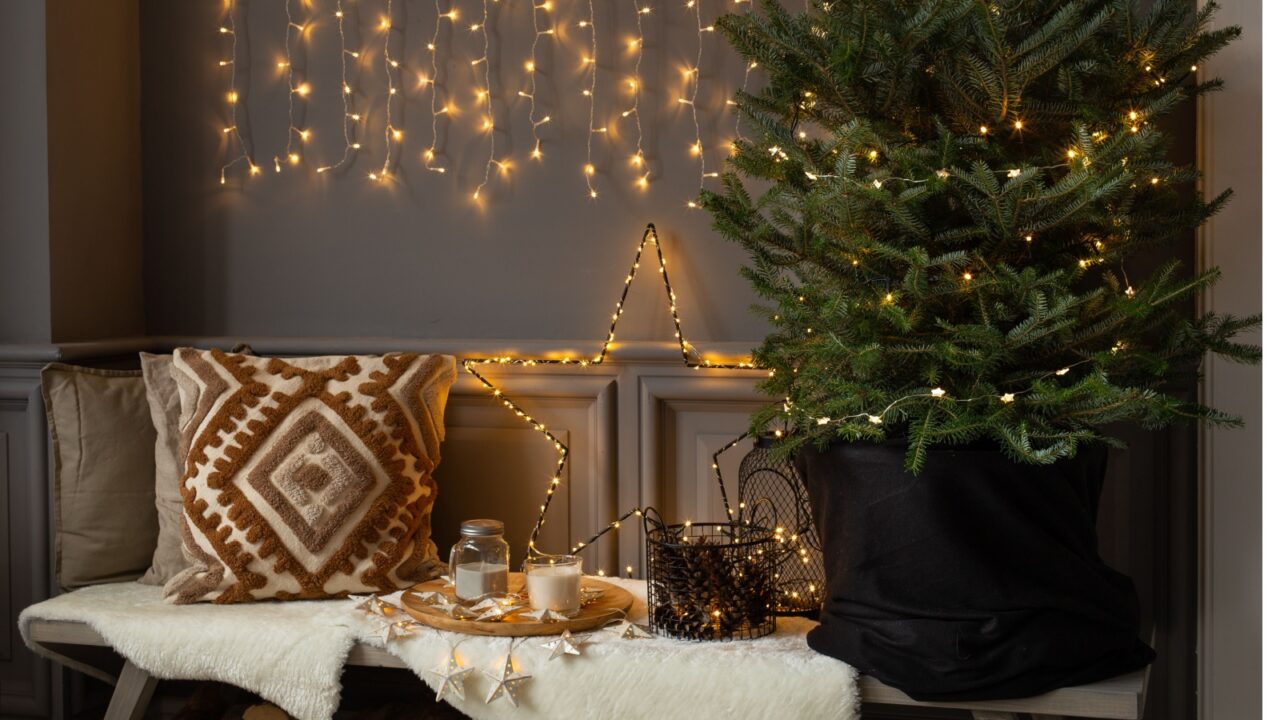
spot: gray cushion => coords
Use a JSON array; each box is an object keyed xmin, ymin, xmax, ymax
[
  {"xmin": 41, "ymin": 363, "xmax": 159, "ymax": 589},
  {"xmin": 138, "ymin": 352, "xmax": 186, "ymax": 585}
]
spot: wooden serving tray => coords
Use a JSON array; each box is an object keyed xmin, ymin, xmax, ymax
[{"xmin": 400, "ymin": 572, "xmax": 634, "ymax": 637}]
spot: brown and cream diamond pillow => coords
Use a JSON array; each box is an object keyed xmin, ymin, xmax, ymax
[{"xmin": 164, "ymin": 348, "xmax": 457, "ymax": 604}]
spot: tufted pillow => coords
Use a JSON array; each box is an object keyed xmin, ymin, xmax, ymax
[{"xmin": 164, "ymin": 349, "xmax": 456, "ymax": 604}]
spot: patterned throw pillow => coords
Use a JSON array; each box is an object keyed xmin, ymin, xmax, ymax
[{"xmin": 164, "ymin": 349, "xmax": 457, "ymax": 604}]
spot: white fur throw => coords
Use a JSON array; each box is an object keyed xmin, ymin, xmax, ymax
[{"xmin": 21, "ymin": 579, "xmax": 859, "ymax": 720}]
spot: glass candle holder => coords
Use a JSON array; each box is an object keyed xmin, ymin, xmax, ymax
[
  {"xmin": 449, "ymin": 519, "xmax": 510, "ymax": 601},
  {"xmin": 523, "ymin": 554, "xmax": 583, "ymax": 615}
]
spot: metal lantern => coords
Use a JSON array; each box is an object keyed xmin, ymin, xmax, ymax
[{"xmin": 737, "ymin": 437, "xmax": 825, "ymax": 615}]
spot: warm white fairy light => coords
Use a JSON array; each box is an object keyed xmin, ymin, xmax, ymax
[
  {"xmin": 680, "ymin": 0, "xmax": 710, "ymax": 208},
  {"xmin": 317, "ymin": 0, "xmax": 359, "ymax": 174},
  {"xmin": 472, "ymin": 0, "xmax": 499, "ymax": 202},
  {"xmin": 422, "ymin": 1, "xmax": 456, "ymax": 173},
  {"xmin": 274, "ymin": 0, "xmax": 309, "ymax": 173},
  {"xmin": 582, "ymin": 0, "xmax": 601, "ymax": 199},
  {"xmin": 624, "ymin": 0, "xmax": 651, "ymax": 189},
  {"xmin": 219, "ymin": 0, "xmax": 255, "ymax": 183},
  {"xmin": 523, "ymin": 0, "xmax": 554, "ymax": 161},
  {"xmin": 375, "ymin": 0, "xmax": 401, "ymax": 181}
]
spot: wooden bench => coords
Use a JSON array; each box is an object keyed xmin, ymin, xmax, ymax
[{"xmin": 27, "ymin": 619, "xmax": 1147, "ymax": 720}]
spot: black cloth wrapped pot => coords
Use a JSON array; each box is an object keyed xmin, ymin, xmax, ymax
[{"xmin": 793, "ymin": 440, "xmax": 1154, "ymax": 701}]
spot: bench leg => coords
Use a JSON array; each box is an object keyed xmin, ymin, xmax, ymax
[{"xmin": 104, "ymin": 660, "xmax": 158, "ymax": 720}]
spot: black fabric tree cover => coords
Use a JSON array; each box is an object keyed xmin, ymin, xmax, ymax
[{"xmin": 794, "ymin": 440, "xmax": 1154, "ymax": 701}]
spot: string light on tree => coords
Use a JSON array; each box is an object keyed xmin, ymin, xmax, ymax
[
  {"xmin": 731, "ymin": 0, "xmax": 755, "ymax": 138},
  {"xmin": 218, "ymin": 0, "xmax": 256, "ymax": 183}
]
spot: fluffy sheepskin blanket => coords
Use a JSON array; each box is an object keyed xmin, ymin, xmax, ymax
[{"xmin": 20, "ymin": 579, "xmax": 858, "ymax": 720}]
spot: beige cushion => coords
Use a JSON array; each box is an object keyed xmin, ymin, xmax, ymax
[
  {"xmin": 165, "ymin": 349, "xmax": 456, "ymax": 604},
  {"xmin": 138, "ymin": 353, "xmax": 186, "ymax": 585},
  {"xmin": 41, "ymin": 363, "xmax": 159, "ymax": 589}
]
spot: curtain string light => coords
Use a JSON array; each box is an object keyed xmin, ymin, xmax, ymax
[
  {"xmin": 462, "ymin": 224, "xmax": 757, "ymax": 559},
  {"xmin": 523, "ymin": 0, "xmax": 553, "ymax": 161},
  {"xmin": 582, "ymin": 0, "xmax": 601, "ymax": 199},
  {"xmin": 624, "ymin": 1, "xmax": 652, "ymax": 189},
  {"xmin": 423, "ymin": 0, "xmax": 454, "ymax": 173},
  {"xmin": 374, "ymin": 0, "xmax": 402, "ymax": 181},
  {"xmin": 317, "ymin": 0, "xmax": 360, "ymax": 174},
  {"xmin": 275, "ymin": 0, "xmax": 309, "ymax": 173},
  {"xmin": 219, "ymin": 0, "xmax": 256, "ymax": 183},
  {"xmin": 680, "ymin": 0, "xmax": 711, "ymax": 208},
  {"xmin": 472, "ymin": 0, "xmax": 499, "ymax": 202}
]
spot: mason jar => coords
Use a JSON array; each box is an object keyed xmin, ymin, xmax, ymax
[{"xmin": 449, "ymin": 519, "xmax": 510, "ymax": 601}]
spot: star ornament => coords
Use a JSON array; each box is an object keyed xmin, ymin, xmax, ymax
[
  {"xmin": 427, "ymin": 652, "xmax": 474, "ymax": 702},
  {"xmin": 377, "ymin": 619, "xmax": 417, "ymax": 643},
  {"xmin": 615, "ymin": 620, "xmax": 653, "ymax": 639},
  {"xmin": 521, "ymin": 607, "xmax": 570, "ymax": 623},
  {"xmin": 484, "ymin": 652, "xmax": 532, "ymax": 707},
  {"xmin": 352, "ymin": 594, "xmax": 397, "ymax": 617},
  {"xmin": 540, "ymin": 629, "xmax": 584, "ymax": 660}
]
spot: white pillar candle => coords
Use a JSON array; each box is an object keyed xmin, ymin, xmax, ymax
[
  {"xmin": 526, "ymin": 564, "xmax": 582, "ymax": 613},
  {"xmin": 453, "ymin": 561, "xmax": 508, "ymax": 600}
]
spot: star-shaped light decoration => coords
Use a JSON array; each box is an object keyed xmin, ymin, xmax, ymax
[
  {"xmin": 432, "ymin": 601, "xmax": 479, "ymax": 620},
  {"xmin": 483, "ymin": 652, "xmax": 532, "ymax": 707},
  {"xmin": 461, "ymin": 224, "xmax": 761, "ymax": 561},
  {"xmin": 427, "ymin": 651, "xmax": 473, "ymax": 702},
  {"xmin": 352, "ymin": 594, "xmax": 397, "ymax": 617},
  {"xmin": 539, "ymin": 629, "xmax": 583, "ymax": 660},
  {"xmin": 415, "ymin": 591, "xmax": 449, "ymax": 606},
  {"xmin": 376, "ymin": 619, "xmax": 417, "ymax": 643},
  {"xmin": 614, "ymin": 620, "xmax": 653, "ymax": 639},
  {"xmin": 521, "ymin": 607, "xmax": 570, "ymax": 623},
  {"xmin": 580, "ymin": 587, "xmax": 606, "ymax": 605}
]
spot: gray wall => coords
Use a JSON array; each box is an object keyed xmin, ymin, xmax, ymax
[
  {"xmin": 139, "ymin": 0, "xmax": 774, "ymax": 343},
  {"xmin": 0, "ymin": 1, "xmax": 52, "ymax": 343}
]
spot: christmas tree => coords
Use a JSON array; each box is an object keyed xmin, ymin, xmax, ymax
[{"xmin": 703, "ymin": 0, "xmax": 1259, "ymax": 472}]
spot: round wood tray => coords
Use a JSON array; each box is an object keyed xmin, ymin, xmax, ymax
[{"xmin": 400, "ymin": 572, "xmax": 633, "ymax": 637}]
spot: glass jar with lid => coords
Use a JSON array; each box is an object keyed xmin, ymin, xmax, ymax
[{"xmin": 449, "ymin": 519, "xmax": 510, "ymax": 601}]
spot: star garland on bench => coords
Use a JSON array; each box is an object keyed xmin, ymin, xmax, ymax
[{"xmin": 462, "ymin": 223, "xmax": 760, "ymax": 562}]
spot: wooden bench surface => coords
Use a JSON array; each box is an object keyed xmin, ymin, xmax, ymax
[{"xmin": 27, "ymin": 619, "xmax": 1146, "ymax": 720}]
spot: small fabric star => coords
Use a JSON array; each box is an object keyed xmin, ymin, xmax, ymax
[
  {"xmin": 540, "ymin": 629, "xmax": 583, "ymax": 660},
  {"xmin": 427, "ymin": 652, "xmax": 473, "ymax": 702},
  {"xmin": 615, "ymin": 620, "xmax": 653, "ymax": 639},
  {"xmin": 484, "ymin": 652, "xmax": 532, "ymax": 707},
  {"xmin": 433, "ymin": 602, "xmax": 478, "ymax": 619},
  {"xmin": 521, "ymin": 607, "xmax": 569, "ymax": 623}
]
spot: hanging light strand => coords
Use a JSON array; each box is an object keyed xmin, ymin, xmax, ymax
[
  {"xmin": 219, "ymin": 0, "xmax": 255, "ymax": 183},
  {"xmin": 625, "ymin": 1, "xmax": 651, "ymax": 188},
  {"xmin": 423, "ymin": 0, "xmax": 452, "ymax": 173},
  {"xmin": 275, "ymin": 0, "xmax": 308, "ymax": 172},
  {"xmin": 472, "ymin": 0, "xmax": 498, "ymax": 201},
  {"xmin": 523, "ymin": 0, "xmax": 553, "ymax": 161},
  {"xmin": 680, "ymin": 0, "xmax": 710, "ymax": 207},
  {"xmin": 317, "ymin": 0, "xmax": 359, "ymax": 174},
  {"xmin": 582, "ymin": 0, "xmax": 601, "ymax": 199},
  {"xmin": 462, "ymin": 224, "xmax": 758, "ymax": 559},
  {"xmin": 375, "ymin": 0, "xmax": 402, "ymax": 180}
]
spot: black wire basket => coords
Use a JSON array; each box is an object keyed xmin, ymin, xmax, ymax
[
  {"xmin": 737, "ymin": 437, "xmax": 825, "ymax": 615},
  {"xmin": 644, "ymin": 520, "xmax": 779, "ymax": 641}
]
